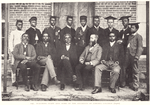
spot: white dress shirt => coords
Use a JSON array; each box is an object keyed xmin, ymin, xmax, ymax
[
  {"xmin": 67, "ymin": 25, "xmax": 72, "ymax": 29},
  {"xmin": 66, "ymin": 43, "xmax": 71, "ymax": 51},
  {"xmin": 110, "ymin": 41, "xmax": 115, "ymax": 47},
  {"xmin": 81, "ymin": 25, "xmax": 87, "ymax": 32},
  {"xmin": 9, "ymin": 29, "xmax": 24, "ymax": 52}
]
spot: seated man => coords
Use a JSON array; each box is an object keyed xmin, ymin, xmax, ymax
[
  {"xmin": 36, "ymin": 32, "xmax": 60, "ymax": 91},
  {"xmin": 13, "ymin": 33, "xmax": 40, "ymax": 91},
  {"xmin": 58, "ymin": 33, "xmax": 78, "ymax": 90},
  {"xmin": 75, "ymin": 34, "xmax": 102, "ymax": 90},
  {"xmin": 92, "ymin": 32, "xmax": 124, "ymax": 94}
]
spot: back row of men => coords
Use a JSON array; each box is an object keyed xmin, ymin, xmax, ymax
[{"xmin": 9, "ymin": 15, "xmax": 143, "ymax": 93}]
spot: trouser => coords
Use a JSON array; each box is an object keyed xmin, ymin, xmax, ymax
[
  {"xmin": 125, "ymin": 52, "xmax": 139, "ymax": 89},
  {"xmin": 75, "ymin": 63, "xmax": 94, "ymax": 86},
  {"xmin": 39, "ymin": 57, "xmax": 57, "ymax": 86},
  {"xmin": 59, "ymin": 59, "xmax": 74, "ymax": 84},
  {"xmin": 94, "ymin": 61, "xmax": 120, "ymax": 88},
  {"xmin": 17, "ymin": 61, "xmax": 40, "ymax": 86}
]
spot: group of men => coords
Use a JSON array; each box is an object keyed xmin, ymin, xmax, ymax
[{"xmin": 9, "ymin": 14, "xmax": 143, "ymax": 94}]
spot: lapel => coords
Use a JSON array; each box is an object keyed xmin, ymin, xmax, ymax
[{"xmin": 89, "ymin": 44, "xmax": 99, "ymax": 54}]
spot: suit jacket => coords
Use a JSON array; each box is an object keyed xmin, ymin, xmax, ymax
[
  {"xmin": 60, "ymin": 26, "xmax": 76, "ymax": 44},
  {"xmin": 58, "ymin": 43, "xmax": 78, "ymax": 73},
  {"xmin": 127, "ymin": 33, "xmax": 143, "ymax": 59},
  {"xmin": 35, "ymin": 42, "xmax": 56, "ymax": 61},
  {"xmin": 104, "ymin": 28, "xmax": 119, "ymax": 43},
  {"xmin": 42, "ymin": 26, "xmax": 61, "ymax": 47},
  {"xmin": 86, "ymin": 26, "xmax": 104, "ymax": 46},
  {"xmin": 75, "ymin": 26, "xmax": 89, "ymax": 47},
  {"xmin": 80, "ymin": 43, "xmax": 102, "ymax": 66},
  {"xmin": 119, "ymin": 27, "xmax": 131, "ymax": 48},
  {"xmin": 101, "ymin": 41, "xmax": 124, "ymax": 66},
  {"xmin": 26, "ymin": 27, "xmax": 42, "ymax": 46},
  {"xmin": 13, "ymin": 43, "xmax": 36, "ymax": 72}
]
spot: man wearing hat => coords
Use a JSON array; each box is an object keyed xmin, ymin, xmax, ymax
[
  {"xmin": 104, "ymin": 16, "xmax": 119, "ymax": 44},
  {"xmin": 125, "ymin": 22, "xmax": 143, "ymax": 91},
  {"xmin": 60, "ymin": 15, "xmax": 76, "ymax": 44},
  {"xmin": 26, "ymin": 16, "xmax": 42, "ymax": 46},
  {"xmin": 75, "ymin": 15, "xmax": 89, "ymax": 57},
  {"xmin": 86, "ymin": 16, "xmax": 104, "ymax": 47},
  {"xmin": 117, "ymin": 16, "xmax": 131, "ymax": 87},
  {"xmin": 42, "ymin": 16, "xmax": 61, "ymax": 48},
  {"xmin": 9, "ymin": 19, "xmax": 24, "ymax": 86}
]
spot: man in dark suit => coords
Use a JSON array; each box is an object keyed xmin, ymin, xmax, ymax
[
  {"xmin": 125, "ymin": 22, "xmax": 143, "ymax": 91},
  {"xmin": 117, "ymin": 16, "xmax": 131, "ymax": 87},
  {"xmin": 42, "ymin": 16, "xmax": 61, "ymax": 49},
  {"xmin": 75, "ymin": 15, "xmax": 89, "ymax": 57},
  {"xmin": 92, "ymin": 32, "xmax": 124, "ymax": 94},
  {"xmin": 36, "ymin": 32, "xmax": 60, "ymax": 91},
  {"xmin": 104, "ymin": 16, "xmax": 119, "ymax": 43},
  {"xmin": 58, "ymin": 33, "xmax": 78, "ymax": 90},
  {"xmin": 86, "ymin": 16, "xmax": 104, "ymax": 47},
  {"xmin": 13, "ymin": 33, "xmax": 40, "ymax": 91},
  {"xmin": 26, "ymin": 17, "xmax": 42, "ymax": 47},
  {"xmin": 60, "ymin": 16, "xmax": 76, "ymax": 44},
  {"xmin": 75, "ymin": 34, "xmax": 102, "ymax": 90}
]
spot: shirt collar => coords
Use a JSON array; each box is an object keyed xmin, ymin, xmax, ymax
[
  {"xmin": 109, "ymin": 41, "xmax": 116, "ymax": 47},
  {"xmin": 22, "ymin": 42, "xmax": 28, "ymax": 46},
  {"xmin": 94, "ymin": 25, "xmax": 99, "ymax": 29},
  {"xmin": 132, "ymin": 32, "xmax": 137, "ymax": 36},
  {"xmin": 123, "ymin": 26, "xmax": 129, "ymax": 31},
  {"xmin": 31, "ymin": 26, "xmax": 36, "ymax": 30},
  {"xmin": 109, "ymin": 27, "xmax": 113, "ymax": 32},
  {"xmin": 67, "ymin": 25, "xmax": 72, "ymax": 29},
  {"xmin": 51, "ymin": 25, "xmax": 55, "ymax": 29},
  {"xmin": 81, "ymin": 25, "xmax": 87, "ymax": 31},
  {"xmin": 66, "ymin": 43, "xmax": 71, "ymax": 45}
]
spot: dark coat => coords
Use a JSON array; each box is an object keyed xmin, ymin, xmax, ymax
[
  {"xmin": 58, "ymin": 43, "xmax": 78, "ymax": 73},
  {"xmin": 75, "ymin": 26, "xmax": 89, "ymax": 47},
  {"xmin": 101, "ymin": 41, "xmax": 124, "ymax": 66},
  {"xmin": 86, "ymin": 26, "xmax": 104, "ymax": 46},
  {"xmin": 127, "ymin": 33, "xmax": 143, "ymax": 59},
  {"xmin": 60, "ymin": 26, "xmax": 76, "ymax": 44},
  {"xmin": 35, "ymin": 42, "xmax": 56, "ymax": 62},
  {"xmin": 25, "ymin": 27, "xmax": 42, "ymax": 46},
  {"xmin": 42, "ymin": 26, "xmax": 61, "ymax": 48},
  {"xmin": 119, "ymin": 27, "xmax": 131, "ymax": 49},
  {"xmin": 104, "ymin": 28, "xmax": 119, "ymax": 43}
]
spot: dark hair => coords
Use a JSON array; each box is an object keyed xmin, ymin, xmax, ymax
[
  {"xmin": 21, "ymin": 33, "xmax": 28, "ymax": 38},
  {"xmin": 134, "ymin": 24, "xmax": 139, "ymax": 30},
  {"xmin": 50, "ymin": 17, "xmax": 56, "ymax": 21},
  {"xmin": 109, "ymin": 32, "xmax": 116, "ymax": 36},
  {"xmin": 66, "ymin": 16, "xmax": 73, "ymax": 21},
  {"xmin": 16, "ymin": 20, "xmax": 23, "ymax": 26},
  {"xmin": 64, "ymin": 33, "xmax": 72, "ymax": 38},
  {"xmin": 42, "ymin": 32, "xmax": 49, "ymax": 37}
]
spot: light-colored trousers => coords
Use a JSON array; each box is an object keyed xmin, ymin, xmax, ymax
[
  {"xmin": 94, "ymin": 61, "xmax": 120, "ymax": 88},
  {"xmin": 39, "ymin": 57, "xmax": 56, "ymax": 86}
]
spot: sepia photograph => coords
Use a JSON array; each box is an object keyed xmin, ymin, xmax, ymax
[{"xmin": 0, "ymin": 0, "xmax": 149, "ymax": 102}]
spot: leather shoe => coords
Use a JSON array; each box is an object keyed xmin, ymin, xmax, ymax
[
  {"xmin": 31, "ymin": 84, "xmax": 38, "ymax": 91},
  {"xmin": 60, "ymin": 84, "xmax": 65, "ymax": 90},
  {"xmin": 54, "ymin": 80, "xmax": 60, "ymax": 84},
  {"xmin": 92, "ymin": 87, "xmax": 102, "ymax": 94},
  {"xmin": 75, "ymin": 84, "xmax": 84, "ymax": 91},
  {"xmin": 41, "ymin": 84, "xmax": 47, "ymax": 91},
  {"xmin": 25, "ymin": 85, "xmax": 30, "ymax": 91},
  {"xmin": 108, "ymin": 87, "xmax": 116, "ymax": 93}
]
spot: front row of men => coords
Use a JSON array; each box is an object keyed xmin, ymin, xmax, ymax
[{"xmin": 13, "ymin": 21, "xmax": 143, "ymax": 93}]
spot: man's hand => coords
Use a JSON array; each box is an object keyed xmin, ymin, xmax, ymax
[
  {"xmin": 79, "ymin": 59, "xmax": 84, "ymax": 64},
  {"xmin": 117, "ymin": 40, "xmax": 123, "ymax": 44},
  {"xmin": 25, "ymin": 56, "xmax": 31, "ymax": 60},
  {"xmin": 101, "ymin": 60, "xmax": 106, "ymax": 64},
  {"xmin": 48, "ymin": 55, "xmax": 52, "ymax": 59},
  {"xmin": 73, "ymin": 75, "xmax": 77, "ymax": 82},
  {"xmin": 115, "ymin": 61, "xmax": 119, "ymax": 65},
  {"xmin": 21, "ymin": 60, "xmax": 28, "ymax": 64},
  {"xmin": 61, "ymin": 55, "xmax": 69, "ymax": 60},
  {"xmin": 85, "ymin": 62, "xmax": 91, "ymax": 65}
]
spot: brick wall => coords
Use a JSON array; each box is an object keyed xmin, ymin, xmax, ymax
[
  {"xmin": 95, "ymin": 1, "xmax": 137, "ymax": 31},
  {"xmin": 9, "ymin": 3, "xmax": 52, "ymax": 34}
]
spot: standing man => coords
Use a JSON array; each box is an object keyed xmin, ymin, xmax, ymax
[
  {"xmin": 125, "ymin": 22, "xmax": 143, "ymax": 91},
  {"xmin": 60, "ymin": 16, "xmax": 76, "ymax": 44},
  {"xmin": 9, "ymin": 20, "xmax": 24, "ymax": 85},
  {"xmin": 13, "ymin": 33, "xmax": 40, "ymax": 91},
  {"xmin": 75, "ymin": 34, "xmax": 102, "ymax": 90},
  {"xmin": 86, "ymin": 16, "xmax": 104, "ymax": 47},
  {"xmin": 75, "ymin": 15, "xmax": 89, "ymax": 57},
  {"xmin": 58, "ymin": 33, "xmax": 78, "ymax": 90},
  {"xmin": 36, "ymin": 32, "xmax": 60, "ymax": 91},
  {"xmin": 104, "ymin": 16, "xmax": 119, "ymax": 43},
  {"xmin": 117, "ymin": 16, "xmax": 131, "ymax": 87},
  {"xmin": 26, "ymin": 16, "xmax": 42, "ymax": 46},
  {"xmin": 92, "ymin": 32, "xmax": 124, "ymax": 94},
  {"xmin": 42, "ymin": 16, "xmax": 61, "ymax": 48}
]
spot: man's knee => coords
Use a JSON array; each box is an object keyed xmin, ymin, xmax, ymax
[{"xmin": 112, "ymin": 66, "xmax": 120, "ymax": 74}]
